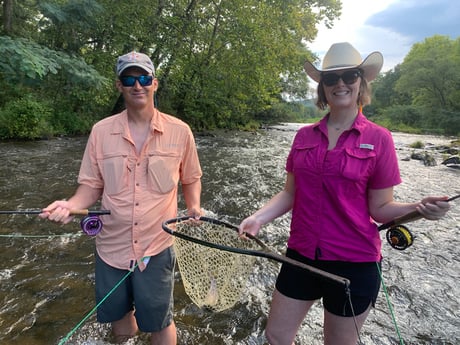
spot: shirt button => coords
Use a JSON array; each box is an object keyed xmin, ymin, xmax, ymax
[
  {"xmin": 135, "ymin": 202, "xmax": 139, "ymax": 206},
  {"xmin": 134, "ymin": 240, "xmax": 138, "ymax": 244}
]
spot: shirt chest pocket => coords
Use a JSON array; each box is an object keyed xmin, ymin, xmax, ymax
[
  {"xmin": 341, "ymin": 148, "xmax": 376, "ymax": 181},
  {"xmin": 147, "ymin": 154, "xmax": 181, "ymax": 194},
  {"xmin": 100, "ymin": 154, "xmax": 128, "ymax": 196},
  {"xmin": 292, "ymin": 144, "xmax": 319, "ymax": 173}
]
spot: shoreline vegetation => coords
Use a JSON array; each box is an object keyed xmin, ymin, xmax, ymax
[
  {"xmin": 261, "ymin": 123, "xmax": 460, "ymax": 169},
  {"xmin": 2, "ymin": 120, "xmax": 459, "ymax": 157},
  {"xmin": 1, "ymin": 1, "xmax": 458, "ymax": 141}
]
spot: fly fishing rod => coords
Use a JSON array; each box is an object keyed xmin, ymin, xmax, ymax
[
  {"xmin": 0, "ymin": 209, "xmax": 111, "ymax": 236},
  {"xmin": 378, "ymin": 194, "xmax": 459, "ymax": 250},
  {"xmin": 0, "ymin": 209, "xmax": 110, "ymax": 216}
]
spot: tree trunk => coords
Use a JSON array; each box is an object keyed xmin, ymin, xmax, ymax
[{"xmin": 3, "ymin": 0, "xmax": 13, "ymax": 34}]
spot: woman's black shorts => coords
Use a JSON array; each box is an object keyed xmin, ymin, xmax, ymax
[{"xmin": 275, "ymin": 248, "xmax": 381, "ymax": 316}]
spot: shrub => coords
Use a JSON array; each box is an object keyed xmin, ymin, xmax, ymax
[
  {"xmin": 0, "ymin": 97, "xmax": 53, "ymax": 139},
  {"xmin": 409, "ymin": 141, "xmax": 424, "ymax": 148}
]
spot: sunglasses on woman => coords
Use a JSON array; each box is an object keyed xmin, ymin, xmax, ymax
[
  {"xmin": 119, "ymin": 75, "xmax": 153, "ymax": 87},
  {"xmin": 321, "ymin": 70, "xmax": 361, "ymax": 87}
]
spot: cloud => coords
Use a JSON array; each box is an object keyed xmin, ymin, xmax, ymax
[
  {"xmin": 367, "ymin": 0, "xmax": 460, "ymax": 42},
  {"xmin": 354, "ymin": 25, "xmax": 412, "ymax": 71},
  {"xmin": 309, "ymin": 0, "xmax": 460, "ymax": 73}
]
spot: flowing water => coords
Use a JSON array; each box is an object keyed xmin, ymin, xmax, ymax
[{"xmin": 0, "ymin": 125, "xmax": 459, "ymax": 345}]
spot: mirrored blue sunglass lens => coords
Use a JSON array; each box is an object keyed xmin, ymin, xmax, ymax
[
  {"xmin": 120, "ymin": 76, "xmax": 135, "ymax": 86},
  {"xmin": 120, "ymin": 75, "xmax": 153, "ymax": 87},
  {"xmin": 138, "ymin": 75, "xmax": 153, "ymax": 86}
]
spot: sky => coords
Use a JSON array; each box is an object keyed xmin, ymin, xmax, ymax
[{"xmin": 309, "ymin": 0, "xmax": 460, "ymax": 72}]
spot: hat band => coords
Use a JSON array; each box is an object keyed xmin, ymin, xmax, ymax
[{"xmin": 324, "ymin": 63, "xmax": 358, "ymax": 70}]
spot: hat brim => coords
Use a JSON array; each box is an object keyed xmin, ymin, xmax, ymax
[
  {"xmin": 118, "ymin": 63, "xmax": 154, "ymax": 76},
  {"xmin": 304, "ymin": 51, "xmax": 383, "ymax": 83}
]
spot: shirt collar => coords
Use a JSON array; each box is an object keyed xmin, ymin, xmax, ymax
[
  {"xmin": 150, "ymin": 108, "xmax": 164, "ymax": 134},
  {"xmin": 113, "ymin": 109, "xmax": 164, "ymax": 136},
  {"xmin": 316, "ymin": 111, "xmax": 367, "ymax": 134}
]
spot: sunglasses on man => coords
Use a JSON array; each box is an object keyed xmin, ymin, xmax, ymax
[
  {"xmin": 119, "ymin": 75, "xmax": 153, "ymax": 87},
  {"xmin": 321, "ymin": 70, "xmax": 361, "ymax": 87}
]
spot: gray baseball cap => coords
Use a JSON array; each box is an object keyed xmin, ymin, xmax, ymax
[{"xmin": 116, "ymin": 51, "xmax": 155, "ymax": 76}]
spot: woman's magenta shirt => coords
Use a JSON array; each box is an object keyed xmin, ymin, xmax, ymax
[{"xmin": 286, "ymin": 113, "xmax": 402, "ymax": 262}]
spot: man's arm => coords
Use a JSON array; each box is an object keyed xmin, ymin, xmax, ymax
[
  {"xmin": 39, "ymin": 184, "xmax": 103, "ymax": 224},
  {"xmin": 181, "ymin": 179, "xmax": 202, "ymax": 219}
]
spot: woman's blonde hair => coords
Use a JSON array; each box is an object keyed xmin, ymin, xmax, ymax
[{"xmin": 315, "ymin": 71, "xmax": 372, "ymax": 110}]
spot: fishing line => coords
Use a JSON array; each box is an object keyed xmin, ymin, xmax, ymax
[
  {"xmin": 0, "ymin": 233, "xmax": 81, "ymax": 239},
  {"xmin": 372, "ymin": 194, "xmax": 459, "ymax": 343},
  {"xmin": 376, "ymin": 263, "xmax": 405, "ymax": 345},
  {"xmin": 57, "ymin": 259, "xmax": 146, "ymax": 345}
]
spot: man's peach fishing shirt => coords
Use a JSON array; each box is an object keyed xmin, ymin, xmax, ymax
[{"xmin": 78, "ymin": 109, "xmax": 202, "ymax": 271}]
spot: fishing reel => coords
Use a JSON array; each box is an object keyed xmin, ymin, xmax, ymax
[
  {"xmin": 385, "ymin": 225, "xmax": 414, "ymax": 250},
  {"xmin": 80, "ymin": 215, "xmax": 103, "ymax": 236}
]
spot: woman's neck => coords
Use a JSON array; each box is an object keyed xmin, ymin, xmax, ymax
[{"xmin": 327, "ymin": 107, "xmax": 359, "ymax": 131}]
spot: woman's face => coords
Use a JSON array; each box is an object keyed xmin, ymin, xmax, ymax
[{"xmin": 321, "ymin": 69, "xmax": 361, "ymax": 110}]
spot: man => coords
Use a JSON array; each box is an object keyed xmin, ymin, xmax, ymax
[{"xmin": 40, "ymin": 51, "xmax": 202, "ymax": 344}]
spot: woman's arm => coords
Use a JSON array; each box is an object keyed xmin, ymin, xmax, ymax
[
  {"xmin": 239, "ymin": 173, "xmax": 295, "ymax": 237},
  {"xmin": 368, "ymin": 187, "xmax": 450, "ymax": 224}
]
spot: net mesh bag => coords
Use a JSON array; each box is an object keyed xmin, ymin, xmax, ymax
[{"xmin": 173, "ymin": 221, "xmax": 258, "ymax": 312}]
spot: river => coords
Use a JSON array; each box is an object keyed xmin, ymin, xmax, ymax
[{"xmin": 0, "ymin": 124, "xmax": 459, "ymax": 345}]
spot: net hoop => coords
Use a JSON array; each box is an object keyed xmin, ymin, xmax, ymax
[
  {"xmin": 163, "ymin": 216, "xmax": 267, "ymax": 256},
  {"xmin": 162, "ymin": 216, "xmax": 350, "ymax": 288}
]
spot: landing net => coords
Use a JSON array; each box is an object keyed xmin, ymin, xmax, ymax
[{"xmin": 172, "ymin": 219, "xmax": 258, "ymax": 312}]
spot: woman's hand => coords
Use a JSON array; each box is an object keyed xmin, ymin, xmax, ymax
[
  {"xmin": 417, "ymin": 196, "xmax": 451, "ymax": 220},
  {"xmin": 238, "ymin": 216, "xmax": 263, "ymax": 238}
]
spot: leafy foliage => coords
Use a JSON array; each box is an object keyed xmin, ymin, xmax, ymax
[
  {"xmin": 395, "ymin": 35, "xmax": 460, "ymax": 111},
  {"xmin": 370, "ymin": 35, "xmax": 460, "ymax": 136},
  {"xmin": 0, "ymin": 0, "xmax": 341, "ymax": 138},
  {"xmin": 0, "ymin": 97, "xmax": 53, "ymax": 139},
  {"xmin": 0, "ymin": 1, "xmax": 458, "ymax": 138}
]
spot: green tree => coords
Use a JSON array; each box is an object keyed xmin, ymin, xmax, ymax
[
  {"xmin": 372, "ymin": 65, "xmax": 410, "ymax": 109},
  {"xmin": 395, "ymin": 35, "xmax": 460, "ymax": 111},
  {"xmin": 1, "ymin": 0, "xmax": 342, "ymax": 137},
  {"xmin": 370, "ymin": 35, "xmax": 460, "ymax": 136},
  {"xmin": 155, "ymin": 0, "xmax": 341, "ymax": 129}
]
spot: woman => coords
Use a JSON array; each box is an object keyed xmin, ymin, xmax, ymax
[{"xmin": 238, "ymin": 42, "xmax": 451, "ymax": 345}]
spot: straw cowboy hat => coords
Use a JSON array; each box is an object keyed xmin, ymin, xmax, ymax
[{"xmin": 304, "ymin": 42, "xmax": 383, "ymax": 83}]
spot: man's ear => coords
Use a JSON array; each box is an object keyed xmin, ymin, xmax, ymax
[
  {"xmin": 152, "ymin": 78, "xmax": 159, "ymax": 92},
  {"xmin": 115, "ymin": 79, "xmax": 123, "ymax": 92}
]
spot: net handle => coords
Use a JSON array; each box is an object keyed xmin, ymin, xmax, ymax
[{"xmin": 162, "ymin": 216, "xmax": 350, "ymax": 288}]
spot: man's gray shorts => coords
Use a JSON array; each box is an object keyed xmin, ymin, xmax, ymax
[{"xmin": 95, "ymin": 247, "xmax": 176, "ymax": 332}]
